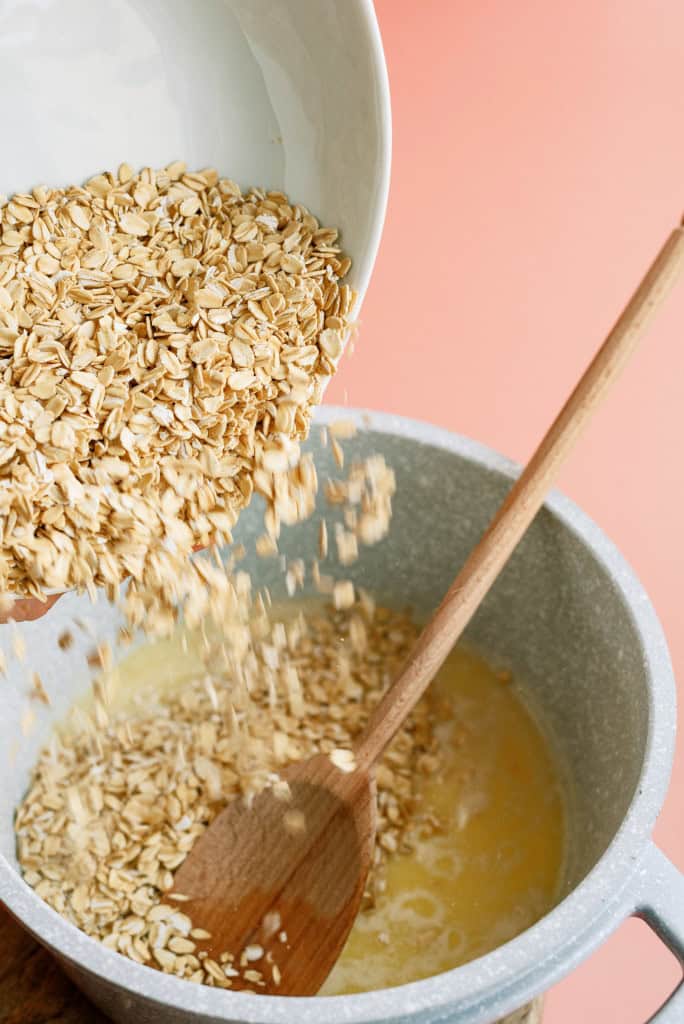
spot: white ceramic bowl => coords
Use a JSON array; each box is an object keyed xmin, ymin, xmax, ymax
[
  {"xmin": 0, "ymin": 0, "xmax": 391, "ymax": 310},
  {"xmin": 0, "ymin": 0, "xmax": 391, "ymax": 604}
]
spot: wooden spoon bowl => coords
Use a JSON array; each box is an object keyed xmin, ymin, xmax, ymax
[{"xmin": 172, "ymin": 754, "xmax": 375, "ymax": 995}]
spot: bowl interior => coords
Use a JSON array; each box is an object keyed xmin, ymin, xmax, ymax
[
  {"xmin": 0, "ymin": 420, "xmax": 650, "ymax": 906},
  {"xmin": 0, "ymin": 0, "xmax": 389, "ymax": 302}
]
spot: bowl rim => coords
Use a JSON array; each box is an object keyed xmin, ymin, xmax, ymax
[
  {"xmin": 0, "ymin": 404, "xmax": 676, "ymax": 1023},
  {"xmin": 346, "ymin": 0, "xmax": 392, "ymax": 316}
]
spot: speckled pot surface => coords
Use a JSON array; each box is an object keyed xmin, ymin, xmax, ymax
[{"xmin": 1, "ymin": 409, "xmax": 683, "ymax": 1024}]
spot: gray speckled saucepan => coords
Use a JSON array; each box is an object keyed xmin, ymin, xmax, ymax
[{"xmin": 1, "ymin": 408, "xmax": 683, "ymax": 1024}]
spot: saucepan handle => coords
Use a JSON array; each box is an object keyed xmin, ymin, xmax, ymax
[{"xmin": 631, "ymin": 843, "xmax": 684, "ymax": 1023}]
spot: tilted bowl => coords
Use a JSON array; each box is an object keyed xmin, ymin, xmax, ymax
[{"xmin": 0, "ymin": 0, "xmax": 391, "ymax": 612}]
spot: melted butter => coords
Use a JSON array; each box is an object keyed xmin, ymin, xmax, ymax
[
  {"xmin": 323, "ymin": 645, "xmax": 565, "ymax": 994},
  {"xmin": 100, "ymin": 621, "xmax": 564, "ymax": 995}
]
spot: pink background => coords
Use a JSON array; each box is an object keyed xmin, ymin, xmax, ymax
[{"xmin": 327, "ymin": 1, "xmax": 684, "ymax": 1020}]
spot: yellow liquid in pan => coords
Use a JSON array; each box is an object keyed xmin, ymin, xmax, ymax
[
  {"xmin": 324, "ymin": 645, "xmax": 565, "ymax": 993},
  {"xmin": 106, "ymin": 628, "xmax": 565, "ymax": 995}
]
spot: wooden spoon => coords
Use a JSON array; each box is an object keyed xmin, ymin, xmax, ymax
[{"xmin": 171, "ymin": 224, "xmax": 684, "ymax": 996}]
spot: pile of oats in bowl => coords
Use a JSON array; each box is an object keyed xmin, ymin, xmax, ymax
[{"xmin": 0, "ymin": 162, "xmax": 354, "ymax": 632}]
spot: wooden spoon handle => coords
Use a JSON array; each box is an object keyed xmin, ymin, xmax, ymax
[{"xmin": 354, "ymin": 226, "xmax": 684, "ymax": 771}]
